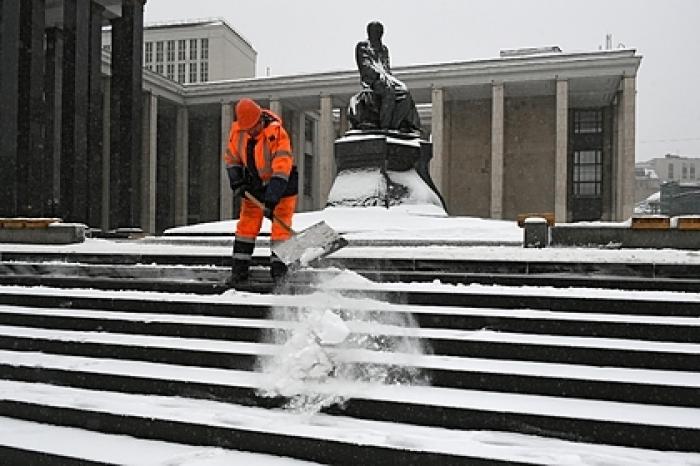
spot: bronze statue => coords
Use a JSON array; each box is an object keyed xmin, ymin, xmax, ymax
[{"xmin": 348, "ymin": 21, "xmax": 421, "ymax": 134}]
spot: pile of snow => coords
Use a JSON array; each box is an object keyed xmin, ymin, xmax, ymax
[
  {"xmin": 257, "ymin": 271, "xmax": 430, "ymax": 415},
  {"xmin": 166, "ymin": 203, "xmax": 523, "ymax": 243}
]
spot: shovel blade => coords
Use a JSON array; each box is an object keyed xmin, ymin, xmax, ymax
[{"xmin": 272, "ymin": 221, "xmax": 348, "ymax": 267}]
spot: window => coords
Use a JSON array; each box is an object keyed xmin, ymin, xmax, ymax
[
  {"xmin": 155, "ymin": 41, "xmax": 163, "ymax": 62},
  {"xmin": 691, "ymin": 165, "xmax": 696, "ymax": 180},
  {"xmin": 144, "ymin": 42, "xmax": 153, "ymax": 63},
  {"xmin": 166, "ymin": 40, "xmax": 175, "ymax": 62},
  {"xmin": 189, "ymin": 39, "xmax": 198, "ymax": 60},
  {"xmin": 669, "ymin": 163, "xmax": 675, "ymax": 180},
  {"xmin": 200, "ymin": 62, "xmax": 209, "ymax": 82},
  {"xmin": 573, "ymin": 150, "xmax": 602, "ymax": 196},
  {"xmin": 166, "ymin": 63, "xmax": 174, "ymax": 80},
  {"xmin": 189, "ymin": 63, "xmax": 197, "ymax": 83},
  {"xmin": 178, "ymin": 40, "xmax": 186, "ymax": 61},
  {"xmin": 574, "ymin": 110, "xmax": 603, "ymax": 134},
  {"xmin": 177, "ymin": 63, "xmax": 185, "ymax": 83},
  {"xmin": 145, "ymin": 64, "xmax": 153, "ymax": 71},
  {"xmin": 201, "ymin": 38, "xmax": 209, "ymax": 59},
  {"xmin": 155, "ymin": 63, "xmax": 163, "ymax": 75}
]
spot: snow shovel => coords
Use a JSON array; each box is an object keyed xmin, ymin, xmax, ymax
[{"xmin": 243, "ymin": 192, "xmax": 348, "ymax": 268}]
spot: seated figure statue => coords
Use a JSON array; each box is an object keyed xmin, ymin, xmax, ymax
[{"xmin": 348, "ymin": 21, "xmax": 421, "ymax": 134}]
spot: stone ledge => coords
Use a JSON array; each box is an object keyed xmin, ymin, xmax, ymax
[
  {"xmin": 0, "ymin": 223, "xmax": 86, "ymax": 244},
  {"xmin": 551, "ymin": 226, "xmax": 700, "ymax": 250}
]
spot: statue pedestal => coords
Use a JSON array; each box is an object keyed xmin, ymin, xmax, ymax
[{"xmin": 327, "ymin": 131, "xmax": 446, "ymax": 210}]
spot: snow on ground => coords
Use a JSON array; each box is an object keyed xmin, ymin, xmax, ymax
[
  {"xmin": 166, "ymin": 204, "xmax": 522, "ymax": 242},
  {"xmin": 3, "ymin": 203, "xmax": 700, "ymax": 265},
  {"xmin": 0, "ymin": 417, "xmax": 318, "ymax": 466},
  {"xmin": 2, "ymin": 380, "xmax": 699, "ymax": 466}
]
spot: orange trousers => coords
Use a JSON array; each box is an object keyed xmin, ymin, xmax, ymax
[{"xmin": 236, "ymin": 195, "xmax": 297, "ymax": 242}]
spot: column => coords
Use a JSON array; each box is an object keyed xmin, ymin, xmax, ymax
[
  {"xmin": 339, "ymin": 106, "xmax": 349, "ymax": 135},
  {"xmin": 16, "ymin": 0, "xmax": 46, "ymax": 216},
  {"xmin": 110, "ymin": 0, "xmax": 144, "ymax": 228},
  {"xmin": 0, "ymin": 0, "xmax": 21, "ymax": 216},
  {"xmin": 269, "ymin": 98, "xmax": 282, "ymax": 116},
  {"xmin": 219, "ymin": 102, "xmax": 234, "ymax": 219},
  {"xmin": 616, "ymin": 76, "xmax": 636, "ymax": 220},
  {"xmin": 140, "ymin": 92, "xmax": 157, "ymax": 234},
  {"xmin": 101, "ymin": 77, "xmax": 110, "ymax": 231},
  {"xmin": 87, "ymin": 0, "xmax": 104, "ymax": 227},
  {"xmin": 555, "ymin": 79, "xmax": 569, "ymax": 223},
  {"xmin": 61, "ymin": 0, "xmax": 90, "ymax": 222},
  {"xmin": 430, "ymin": 87, "xmax": 446, "ymax": 195},
  {"xmin": 174, "ymin": 105, "xmax": 189, "ymax": 225},
  {"xmin": 318, "ymin": 95, "xmax": 334, "ymax": 208},
  {"xmin": 45, "ymin": 28, "xmax": 64, "ymax": 218},
  {"xmin": 490, "ymin": 81, "xmax": 505, "ymax": 219},
  {"xmin": 292, "ymin": 112, "xmax": 306, "ymax": 210}
]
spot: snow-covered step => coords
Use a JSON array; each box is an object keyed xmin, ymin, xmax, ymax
[
  {"xmin": 2, "ymin": 322, "xmax": 698, "ymax": 371},
  {"xmin": 2, "ymin": 349, "xmax": 699, "ymax": 408},
  {"xmin": 0, "ymin": 417, "xmax": 317, "ymax": 466},
  {"xmin": 317, "ymin": 281, "xmax": 700, "ymax": 316},
  {"xmin": 1, "ymin": 380, "xmax": 699, "ymax": 454},
  {"xmin": 4, "ymin": 417, "xmax": 700, "ymax": 466},
  {"xmin": 3, "ymin": 282, "xmax": 700, "ymax": 319},
  {"xmin": 2, "ymin": 301, "xmax": 699, "ymax": 343}
]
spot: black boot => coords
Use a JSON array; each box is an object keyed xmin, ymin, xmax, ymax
[
  {"xmin": 225, "ymin": 259, "xmax": 250, "ymax": 287},
  {"xmin": 225, "ymin": 238, "xmax": 254, "ymax": 287},
  {"xmin": 270, "ymin": 253, "xmax": 288, "ymax": 286}
]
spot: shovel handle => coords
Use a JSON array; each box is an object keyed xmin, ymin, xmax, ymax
[{"xmin": 242, "ymin": 191, "xmax": 294, "ymax": 235}]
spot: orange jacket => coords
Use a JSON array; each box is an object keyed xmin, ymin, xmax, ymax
[{"xmin": 223, "ymin": 110, "xmax": 293, "ymax": 184}]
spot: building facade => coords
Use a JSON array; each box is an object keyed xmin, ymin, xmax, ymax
[
  {"xmin": 0, "ymin": 0, "xmax": 145, "ymax": 229},
  {"xmin": 642, "ymin": 154, "xmax": 700, "ymax": 184},
  {"xmin": 2, "ymin": 8, "xmax": 642, "ymax": 234},
  {"xmin": 102, "ymin": 18, "xmax": 256, "ymax": 83}
]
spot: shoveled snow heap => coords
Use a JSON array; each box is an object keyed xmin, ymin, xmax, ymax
[{"xmin": 257, "ymin": 270, "xmax": 431, "ymax": 414}]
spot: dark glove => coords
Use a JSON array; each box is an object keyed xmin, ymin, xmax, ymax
[
  {"xmin": 263, "ymin": 200, "xmax": 276, "ymax": 221},
  {"xmin": 226, "ymin": 166, "xmax": 248, "ymax": 193}
]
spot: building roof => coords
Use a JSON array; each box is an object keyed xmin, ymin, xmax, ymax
[{"xmin": 143, "ymin": 17, "xmax": 255, "ymax": 51}]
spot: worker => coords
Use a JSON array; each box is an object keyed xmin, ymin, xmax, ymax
[{"xmin": 223, "ymin": 98, "xmax": 298, "ymax": 287}]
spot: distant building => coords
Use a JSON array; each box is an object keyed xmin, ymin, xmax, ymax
[
  {"xmin": 645, "ymin": 153, "xmax": 700, "ymax": 183},
  {"xmin": 102, "ymin": 18, "xmax": 256, "ymax": 83}
]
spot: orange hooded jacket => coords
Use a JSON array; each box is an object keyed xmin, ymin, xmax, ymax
[{"xmin": 223, "ymin": 110, "xmax": 293, "ymax": 185}]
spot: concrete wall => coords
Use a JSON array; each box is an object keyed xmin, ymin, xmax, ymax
[
  {"xmin": 503, "ymin": 96, "xmax": 556, "ymax": 219},
  {"xmin": 446, "ymin": 99, "xmax": 492, "ymax": 217}
]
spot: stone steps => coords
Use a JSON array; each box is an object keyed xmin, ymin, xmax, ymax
[{"xmin": 0, "ymin": 288, "xmax": 699, "ymax": 461}]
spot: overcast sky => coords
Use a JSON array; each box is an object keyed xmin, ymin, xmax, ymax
[{"xmin": 143, "ymin": 0, "xmax": 700, "ymax": 162}]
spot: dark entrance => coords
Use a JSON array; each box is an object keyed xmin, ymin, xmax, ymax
[{"xmin": 569, "ymin": 109, "xmax": 609, "ymax": 221}]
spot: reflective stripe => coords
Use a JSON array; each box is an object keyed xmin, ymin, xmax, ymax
[
  {"xmin": 235, "ymin": 235, "xmax": 256, "ymax": 244},
  {"xmin": 271, "ymin": 172, "xmax": 289, "ymax": 181},
  {"xmin": 271, "ymin": 149, "xmax": 292, "ymax": 160},
  {"xmin": 232, "ymin": 252, "xmax": 252, "ymax": 260}
]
